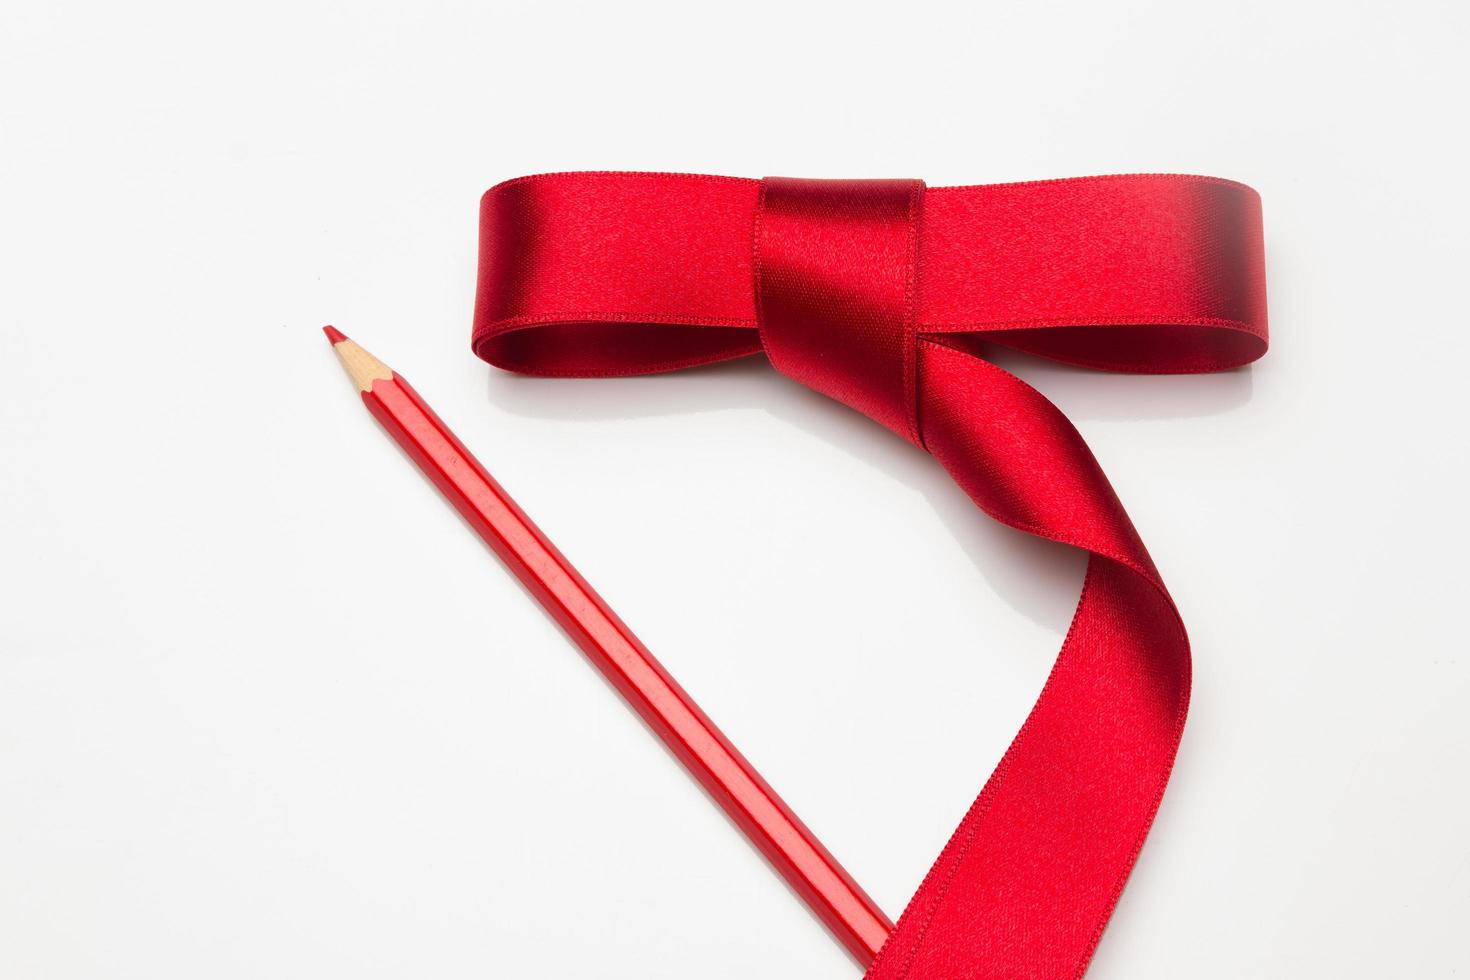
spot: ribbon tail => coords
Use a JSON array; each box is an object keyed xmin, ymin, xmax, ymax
[{"xmin": 867, "ymin": 339, "xmax": 1191, "ymax": 980}]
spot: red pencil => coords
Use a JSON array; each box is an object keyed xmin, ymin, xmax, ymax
[{"xmin": 324, "ymin": 327, "xmax": 892, "ymax": 964}]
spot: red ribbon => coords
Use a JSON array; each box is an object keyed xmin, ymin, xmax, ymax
[{"xmin": 471, "ymin": 171, "xmax": 1267, "ymax": 978}]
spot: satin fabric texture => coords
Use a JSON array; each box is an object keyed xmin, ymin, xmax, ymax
[{"xmin": 470, "ymin": 171, "xmax": 1267, "ymax": 979}]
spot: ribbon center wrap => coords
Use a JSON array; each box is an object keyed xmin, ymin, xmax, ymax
[
  {"xmin": 471, "ymin": 171, "xmax": 1268, "ymax": 979},
  {"xmin": 757, "ymin": 177, "xmax": 925, "ymax": 445}
]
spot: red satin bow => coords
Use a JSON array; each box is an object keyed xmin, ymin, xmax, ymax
[{"xmin": 471, "ymin": 171, "xmax": 1267, "ymax": 979}]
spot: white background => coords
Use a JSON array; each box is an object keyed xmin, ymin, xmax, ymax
[{"xmin": 3, "ymin": 1, "xmax": 1467, "ymax": 977}]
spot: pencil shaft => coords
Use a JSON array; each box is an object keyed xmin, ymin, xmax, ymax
[{"xmin": 361, "ymin": 374, "xmax": 893, "ymax": 964}]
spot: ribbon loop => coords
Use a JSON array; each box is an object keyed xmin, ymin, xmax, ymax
[{"xmin": 756, "ymin": 177, "xmax": 925, "ymax": 445}]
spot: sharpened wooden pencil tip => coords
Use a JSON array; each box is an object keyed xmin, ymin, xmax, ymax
[{"xmin": 328, "ymin": 333, "xmax": 394, "ymax": 393}]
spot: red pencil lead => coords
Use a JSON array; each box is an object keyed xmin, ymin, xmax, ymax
[{"xmin": 323, "ymin": 325, "xmax": 348, "ymax": 345}]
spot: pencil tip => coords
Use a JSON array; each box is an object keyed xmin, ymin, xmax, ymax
[{"xmin": 327, "ymin": 332, "xmax": 394, "ymax": 393}]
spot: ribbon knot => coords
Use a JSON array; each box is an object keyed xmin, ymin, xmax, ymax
[
  {"xmin": 471, "ymin": 170, "xmax": 1267, "ymax": 979},
  {"xmin": 756, "ymin": 177, "xmax": 925, "ymax": 446}
]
